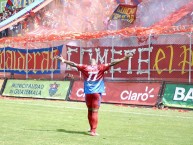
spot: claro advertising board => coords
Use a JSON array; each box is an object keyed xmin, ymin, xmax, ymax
[{"xmin": 69, "ymin": 81, "xmax": 161, "ymax": 106}]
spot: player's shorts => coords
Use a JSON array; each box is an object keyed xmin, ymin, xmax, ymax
[{"xmin": 85, "ymin": 93, "xmax": 101, "ymax": 109}]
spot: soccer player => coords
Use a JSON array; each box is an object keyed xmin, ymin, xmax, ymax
[{"xmin": 56, "ymin": 53, "xmax": 133, "ymax": 136}]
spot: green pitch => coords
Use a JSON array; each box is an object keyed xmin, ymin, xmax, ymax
[{"xmin": 0, "ymin": 98, "xmax": 193, "ymax": 145}]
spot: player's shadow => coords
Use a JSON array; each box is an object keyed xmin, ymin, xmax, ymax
[
  {"xmin": 57, "ymin": 129, "xmax": 89, "ymax": 136},
  {"xmin": 25, "ymin": 129, "xmax": 89, "ymax": 136}
]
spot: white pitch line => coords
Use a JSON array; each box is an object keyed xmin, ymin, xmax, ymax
[{"xmin": 1, "ymin": 101, "xmax": 193, "ymax": 119}]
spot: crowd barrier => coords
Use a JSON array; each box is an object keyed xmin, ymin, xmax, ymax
[{"xmin": 0, "ymin": 79, "xmax": 193, "ymax": 110}]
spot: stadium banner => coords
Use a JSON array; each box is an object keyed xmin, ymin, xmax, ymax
[
  {"xmin": 65, "ymin": 44, "xmax": 192, "ymax": 80},
  {"xmin": 162, "ymin": 83, "xmax": 193, "ymax": 109},
  {"xmin": 0, "ymin": 45, "xmax": 62, "ymax": 74},
  {"xmin": 68, "ymin": 81, "xmax": 161, "ymax": 106},
  {"xmin": 2, "ymin": 79, "xmax": 70, "ymax": 100},
  {"xmin": 110, "ymin": 4, "xmax": 137, "ymax": 23}
]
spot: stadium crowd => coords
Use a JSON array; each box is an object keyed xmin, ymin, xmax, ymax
[
  {"xmin": 0, "ymin": 2, "xmax": 62, "ymax": 38},
  {"xmin": 0, "ymin": 7, "xmax": 19, "ymax": 38}
]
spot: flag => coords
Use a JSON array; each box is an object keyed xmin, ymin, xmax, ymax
[
  {"xmin": 110, "ymin": 4, "xmax": 137, "ymax": 23},
  {"xmin": 115, "ymin": 0, "xmax": 125, "ymax": 4},
  {"xmin": 132, "ymin": 0, "xmax": 143, "ymax": 5},
  {"xmin": 116, "ymin": 0, "xmax": 143, "ymax": 5},
  {"xmin": 5, "ymin": 0, "xmax": 13, "ymax": 10}
]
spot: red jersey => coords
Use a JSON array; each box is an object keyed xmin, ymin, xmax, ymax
[{"xmin": 77, "ymin": 64, "xmax": 110, "ymax": 94}]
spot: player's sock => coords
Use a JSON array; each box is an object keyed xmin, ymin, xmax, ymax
[
  {"xmin": 91, "ymin": 111, "xmax": 98, "ymax": 133},
  {"xmin": 88, "ymin": 110, "xmax": 92, "ymax": 132}
]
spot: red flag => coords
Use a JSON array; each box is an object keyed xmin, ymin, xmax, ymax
[
  {"xmin": 5, "ymin": 0, "xmax": 13, "ymax": 10},
  {"xmin": 7, "ymin": 0, "xmax": 13, "ymax": 6}
]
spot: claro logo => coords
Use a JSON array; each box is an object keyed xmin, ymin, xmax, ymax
[
  {"xmin": 76, "ymin": 88, "xmax": 85, "ymax": 97},
  {"xmin": 120, "ymin": 86, "xmax": 155, "ymax": 101}
]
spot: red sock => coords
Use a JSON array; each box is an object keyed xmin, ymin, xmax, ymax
[
  {"xmin": 88, "ymin": 110, "xmax": 92, "ymax": 131},
  {"xmin": 91, "ymin": 111, "xmax": 98, "ymax": 133}
]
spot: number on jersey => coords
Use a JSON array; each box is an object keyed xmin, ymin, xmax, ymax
[{"xmin": 87, "ymin": 72, "xmax": 99, "ymax": 81}]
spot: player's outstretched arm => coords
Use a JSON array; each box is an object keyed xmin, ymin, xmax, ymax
[
  {"xmin": 55, "ymin": 56, "xmax": 78, "ymax": 67},
  {"xmin": 109, "ymin": 53, "xmax": 133, "ymax": 67}
]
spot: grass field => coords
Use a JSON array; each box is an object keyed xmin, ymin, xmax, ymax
[{"xmin": 0, "ymin": 98, "xmax": 193, "ymax": 145}]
